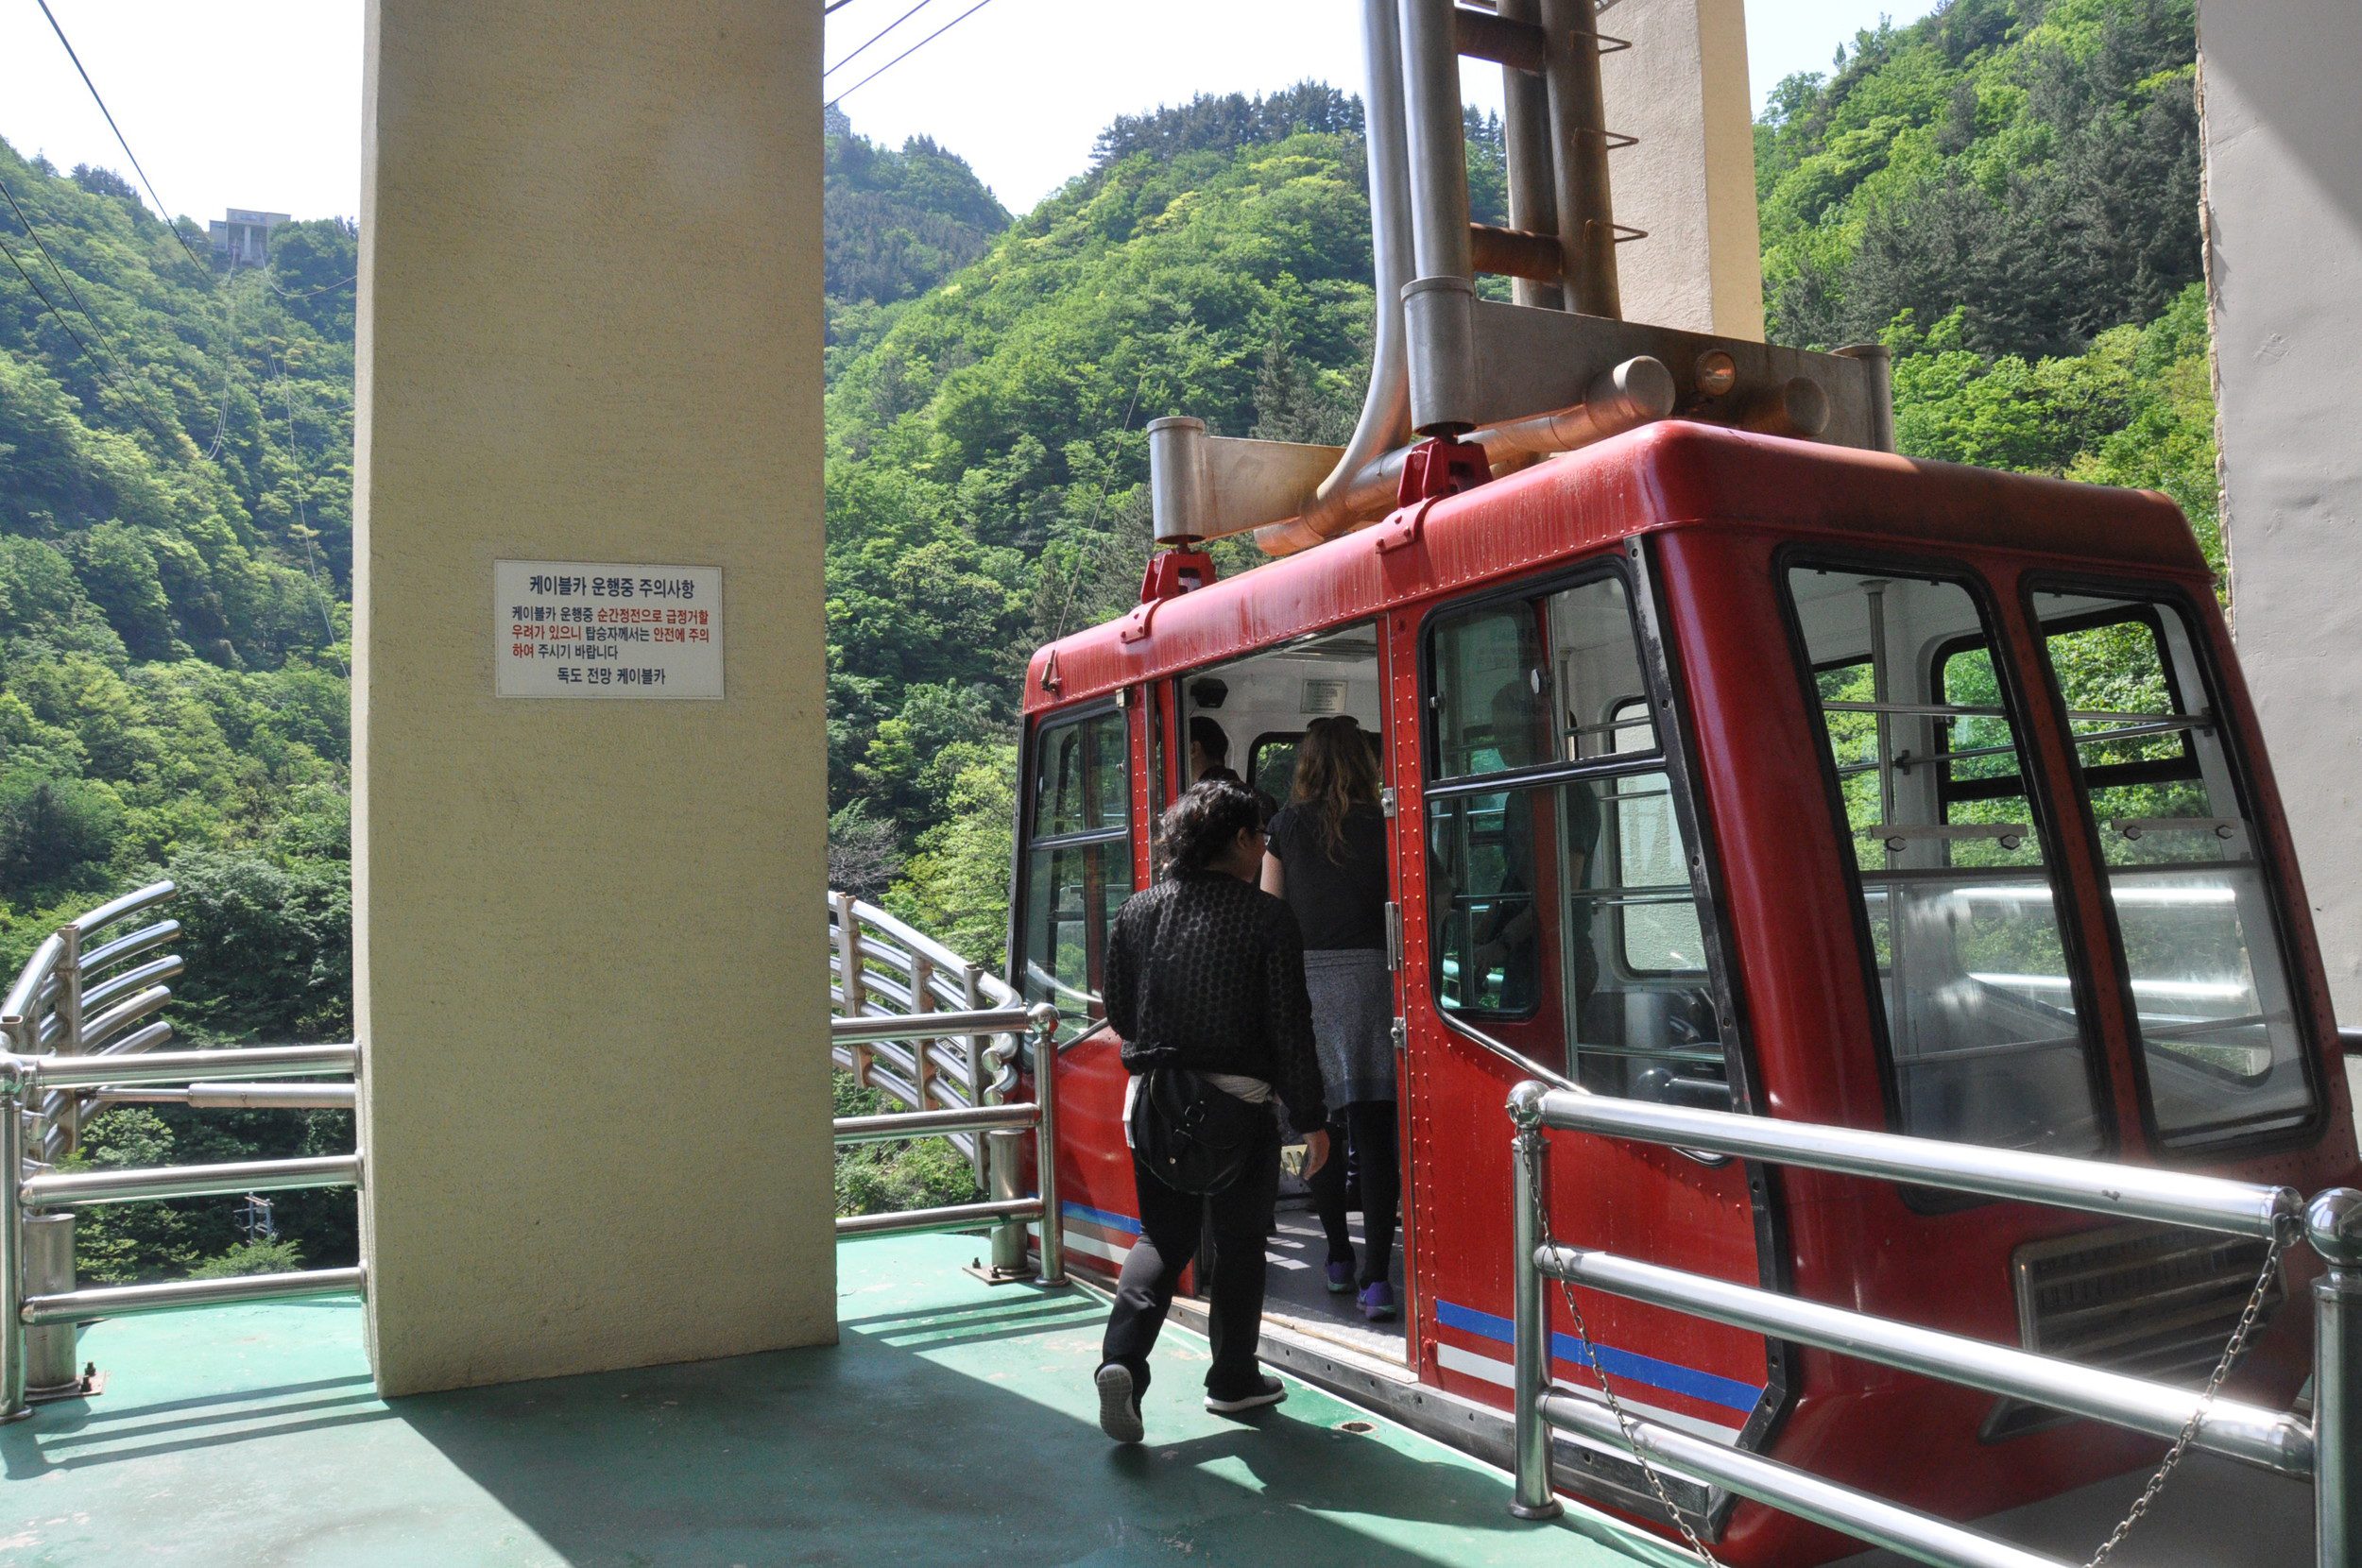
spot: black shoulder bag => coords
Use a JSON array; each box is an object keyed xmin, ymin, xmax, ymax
[{"xmin": 1129, "ymin": 1067, "xmax": 1267, "ymax": 1196}]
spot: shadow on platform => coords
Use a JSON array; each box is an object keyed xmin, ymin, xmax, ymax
[{"xmin": 0, "ymin": 1236, "xmax": 1622, "ymax": 1568}]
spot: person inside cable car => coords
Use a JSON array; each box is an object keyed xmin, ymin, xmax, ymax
[
  {"xmin": 1462, "ymin": 681, "xmax": 1599, "ymax": 1014},
  {"xmin": 1093, "ymin": 778, "xmax": 1332, "ymax": 1444},
  {"xmin": 1190, "ymin": 715, "xmax": 1280, "ymax": 823},
  {"xmin": 1260, "ymin": 716, "xmax": 1402, "ymax": 1322}
]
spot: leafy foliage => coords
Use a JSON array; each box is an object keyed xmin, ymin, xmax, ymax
[
  {"xmin": 1756, "ymin": 0, "xmax": 2200, "ymax": 357},
  {"xmin": 0, "ymin": 137, "xmax": 356, "ymax": 1279},
  {"xmin": 825, "ymin": 107, "xmax": 1011, "ymax": 367}
]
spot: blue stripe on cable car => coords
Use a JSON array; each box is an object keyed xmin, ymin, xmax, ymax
[
  {"xmin": 1433, "ymin": 1298, "xmax": 1764, "ymax": 1414},
  {"xmin": 1061, "ymin": 1201, "xmax": 1144, "ymax": 1236}
]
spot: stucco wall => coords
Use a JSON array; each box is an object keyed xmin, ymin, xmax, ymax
[
  {"xmin": 1599, "ymin": 0, "xmax": 1764, "ymax": 339},
  {"xmin": 353, "ymin": 0, "xmax": 832, "ymax": 1394},
  {"xmin": 2199, "ymin": 3, "xmax": 2362, "ymax": 1019}
]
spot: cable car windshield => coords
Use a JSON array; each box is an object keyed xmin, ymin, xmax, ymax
[
  {"xmin": 1787, "ymin": 567, "xmax": 2106, "ymax": 1155},
  {"xmin": 2029, "ymin": 589, "xmax": 2318, "ymax": 1148}
]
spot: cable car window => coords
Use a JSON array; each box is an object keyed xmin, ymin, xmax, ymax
[
  {"xmin": 1018, "ymin": 707, "xmax": 1133, "ymax": 1042},
  {"xmin": 1432, "ymin": 577, "xmax": 1655, "ymax": 778},
  {"xmin": 1250, "ymin": 732, "xmax": 1306, "ymax": 807},
  {"xmin": 1031, "ymin": 709, "xmax": 1126, "ymax": 838},
  {"xmin": 1787, "ymin": 567, "xmax": 2105, "ymax": 1155},
  {"xmin": 2030, "ymin": 590, "xmax": 2317, "ymax": 1148},
  {"xmin": 1608, "ymin": 699, "xmax": 1706, "ymax": 977},
  {"xmin": 1427, "ymin": 575, "xmax": 1725, "ymax": 1106}
]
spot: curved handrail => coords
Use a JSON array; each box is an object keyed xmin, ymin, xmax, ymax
[
  {"xmin": 2, "ymin": 880, "xmax": 186, "ymax": 1165},
  {"xmin": 827, "ymin": 892, "xmax": 1025, "ymax": 1167}
]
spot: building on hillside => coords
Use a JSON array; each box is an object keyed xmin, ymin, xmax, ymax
[{"xmin": 209, "ymin": 207, "xmax": 290, "ymax": 265}]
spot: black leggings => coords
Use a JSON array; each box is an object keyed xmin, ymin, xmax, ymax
[
  {"xmin": 1102, "ymin": 1114, "xmax": 1280, "ymax": 1401},
  {"xmin": 1308, "ymin": 1099, "xmax": 1400, "ymax": 1288}
]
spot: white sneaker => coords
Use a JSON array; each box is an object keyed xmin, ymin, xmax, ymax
[
  {"xmin": 1096, "ymin": 1362, "xmax": 1144, "ymax": 1443},
  {"xmin": 1204, "ymin": 1373, "xmax": 1287, "ymax": 1414}
]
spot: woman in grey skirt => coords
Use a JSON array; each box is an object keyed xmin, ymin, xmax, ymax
[{"xmin": 1261, "ymin": 716, "xmax": 1401, "ymax": 1321}]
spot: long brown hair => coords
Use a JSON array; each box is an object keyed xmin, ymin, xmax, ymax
[{"xmin": 1290, "ymin": 715, "xmax": 1381, "ymax": 861}]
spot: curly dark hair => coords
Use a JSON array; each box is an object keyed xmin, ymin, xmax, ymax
[{"xmin": 1155, "ymin": 777, "xmax": 1261, "ymax": 875}]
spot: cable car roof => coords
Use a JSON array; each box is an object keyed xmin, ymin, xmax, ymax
[{"xmin": 1025, "ymin": 420, "xmax": 2204, "ymax": 713}]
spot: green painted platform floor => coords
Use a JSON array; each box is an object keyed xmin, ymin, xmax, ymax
[{"xmin": 0, "ymin": 1235, "xmax": 1687, "ymax": 1568}]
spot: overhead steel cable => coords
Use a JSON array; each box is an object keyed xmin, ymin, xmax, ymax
[
  {"xmin": 33, "ymin": 0, "xmax": 211, "ymax": 274},
  {"xmin": 0, "ymin": 169, "xmax": 136, "ymax": 384},
  {"xmin": 829, "ymin": 0, "xmax": 1004, "ymax": 104},
  {"xmin": 0, "ymin": 223, "xmax": 184, "ymax": 452},
  {"xmin": 264, "ymin": 271, "xmax": 355, "ymax": 299},
  {"xmin": 824, "ymin": 0, "xmax": 939, "ymax": 79}
]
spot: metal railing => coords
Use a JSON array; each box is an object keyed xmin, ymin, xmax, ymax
[
  {"xmin": 829, "ymin": 892, "xmax": 1022, "ymax": 1184},
  {"xmin": 0, "ymin": 882, "xmax": 361, "ymax": 1420},
  {"xmin": 1505, "ymin": 1082, "xmax": 2362, "ymax": 1567},
  {"xmin": 831, "ymin": 1004, "xmax": 1066, "ymax": 1286}
]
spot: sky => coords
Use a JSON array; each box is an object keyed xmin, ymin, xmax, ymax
[{"xmin": 0, "ymin": 0, "xmax": 1935, "ymax": 227}]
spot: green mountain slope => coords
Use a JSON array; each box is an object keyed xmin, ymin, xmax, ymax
[
  {"xmin": 0, "ymin": 140, "xmax": 352, "ymax": 1002},
  {"xmin": 824, "ymin": 107, "xmax": 1013, "ymax": 370},
  {"xmin": 1757, "ymin": 0, "xmax": 2198, "ymax": 357},
  {"xmin": 1755, "ymin": 0, "xmax": 2217, "ymax": 552}
]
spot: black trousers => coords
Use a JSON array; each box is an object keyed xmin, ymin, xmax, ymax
[
  {"xmin": 1308, "ymin": 1099, "xmax": 1401, "ymax": 1288},
  {"xmin": 1102, "ymin": 1110, "xmax": 1280, "ymax": 1401}
]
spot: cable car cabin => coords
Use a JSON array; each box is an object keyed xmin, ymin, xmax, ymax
[{"xmin": 1009, "ymin": 420, "xmax": 2357, "ymax": 1566}]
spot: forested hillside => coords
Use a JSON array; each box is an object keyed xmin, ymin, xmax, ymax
[
  {"xmin": 824, "ymin": 107, "xmax": 1011, "ymax": 369},
  {"xmin": 0, "ymin": 141, "xmax": 353, "ymax": 1023},
  {"xmin": 1755, "ymin": 0, "xmax": 2217, "ymax": 551},
  {"xmin": 0, "ymin": 138, "xmax": 359, "ymax": 1278}
]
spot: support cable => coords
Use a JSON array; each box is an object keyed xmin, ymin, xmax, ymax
[
  {"xmin": 0, "ymin": 170, "xmax": 137, "ymax": 387},
  {"xmin": 0, "ymin": 225, "xmax": 182, "ymax": 452},
  {"xmin": 824, "ymin": 0, "xmax": 939, "ymax": 79},
  {"xmin": 267, "ymin": 352, "xmax": 347, "ymax": 656},
  {"xmin": 32, "ymin": 0, "xmax": 211, "ymax": 274},
  {"xmin": 829, "ymin": 0, "xmax": 1004, "ymax": 104}
]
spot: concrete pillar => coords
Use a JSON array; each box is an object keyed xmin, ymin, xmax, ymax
[
  {"xmin": 2198, "ymin": 2, "xmax": 2362, "ymax": 1019},
  {"xmin": 1598, "ymin": 0, "xmax": 1764, "ymax": 339},
  {"xmin": 354, "ymin": 0, "xmax": 831, "ymax": 1394}
]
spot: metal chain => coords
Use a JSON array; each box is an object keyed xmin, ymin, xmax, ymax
[
  {"xmin": 1519, "ymin": 1134, "xmax": 2289, "ymax": 1568},
  {"xmin": 2075, "ymin": 1228, "xmax": 2286, "ymax": 1568},
  {"xmin": 1522, "ymin": 1134, "xmax": 1729, "ymax": 1567}
]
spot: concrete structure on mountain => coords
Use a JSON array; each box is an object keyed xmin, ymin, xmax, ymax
[
  {"xmin": 2198, "ymin": 4, "xmax": 2362, "ymax": 1019},
  {"xmin": 209, "ymin": 207, "xmax": 288, "ymax": 265},
  {"xmin": 351, "ymin": 0, "xmax": 831, "ymax": 1395}
]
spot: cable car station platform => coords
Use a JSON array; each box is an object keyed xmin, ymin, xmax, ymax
[
  {"xmin": 0, "ymin": 1234, "xmax": 2314, "ymax": 1568},
  {"xmin": 0, "ymin": 1235, "xmax": 1669, "ymax": 1568}
]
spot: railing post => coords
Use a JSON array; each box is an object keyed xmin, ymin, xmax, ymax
[
  {"xmin": 2309, "ymin": 1188, "xmax": 2362, "ymax": 1568},
  {"xmin": 55, "ymin": 922, "xmax": 81, "ymax": 1157},
  {"xmin": 984, "ymin": 1129, "xmax": 1032, "ymax": 1280},
  {"xmin": 1030, "ymin": 1003, "xmax": 1067, "ymax": 1287},
  {"xmin": 20, "ymin": 1214, "xmax": 77, "ymax": 1398},
  {"xmin": 1508, "ymin": 1082, "xmax": 1562, "ymax": 1520},
  {"xmin": 962, "ymin": 963, "xmax": 987, "ymax": 1185},
  {"xmin": 831, "ymin": 892, "xmax": 871, "ymax": 1088},
  {"xmin": 911, "ymin": 952, "xmax": 935, "ymax": 1108},
  {"xmin": 0, "ymin": 1033, "xmax": 28, "ymax": 1422}
]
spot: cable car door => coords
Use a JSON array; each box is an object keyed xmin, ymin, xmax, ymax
[{"xmin": 1394, "ymin": 560, "xmax": 1786, "ymax": 1516}]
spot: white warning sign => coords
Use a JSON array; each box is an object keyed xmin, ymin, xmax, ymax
[{"xmin": 494, "ymin": 560, "xmax": 724, "ymax": 700}]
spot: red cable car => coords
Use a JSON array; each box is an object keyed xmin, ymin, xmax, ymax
[{"xmin": 1005, "ymin": 4, "xmax": 2357, "ymax": 1561}]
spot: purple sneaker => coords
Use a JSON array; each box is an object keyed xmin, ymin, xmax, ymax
[
  {"xmin": 1357, "ymin": 1281, "xmax": 1398, "ymax": 1321},
  {"xmin": 1326, "ymin": 1260, "xmax": 1355, "ymax": 1295}
]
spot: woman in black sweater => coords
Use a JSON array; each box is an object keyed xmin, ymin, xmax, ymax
[{"xmin": 1094, "ymin": 779, "xmax": 1330, "ymax": 1444}]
